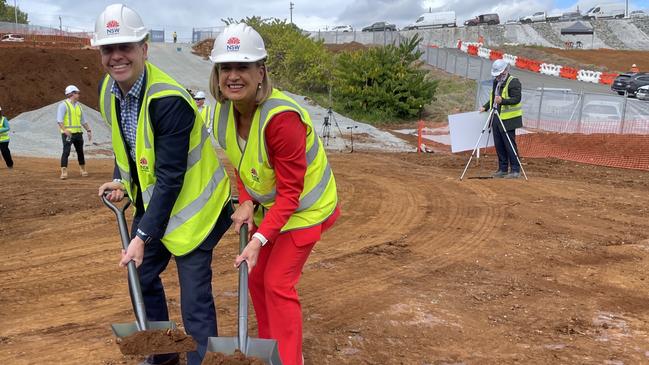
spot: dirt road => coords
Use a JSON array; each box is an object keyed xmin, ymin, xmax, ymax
[{"xmin": 1, "ymin": 154, "xmax": 648, "ymax": 364}]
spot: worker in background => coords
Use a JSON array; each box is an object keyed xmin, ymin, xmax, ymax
[
  {"xmin": 209, "ymin": 23, "xmax": 340, "ymax": 365},
  {"xmin": 93, "ymin": 4, "xmax": 232, "ymax": 365},
  {"xmin": 57, "ymin": 85, "xmax": 92, "ymax": 179},
  {"xmin": 631, "ymin": 64, "xmax": 639, "ymax": 73},
  {"xmin": 480, "ymin": 59, "xmax": 523, "ymax": 179},
  {"xmin": 0, "ymin": 106, "xmax": 14, "ymax": 169},
  {"xmin": 172, "ymin": 31, "xmax": 177, "ymax": 43},
  {"xmin": 193, "ymin": 91, "xmax": 212, "ymax": 132}
]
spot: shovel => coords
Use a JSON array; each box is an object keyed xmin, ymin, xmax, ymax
[
  {"xmin": 204, "ymin": 224, "xmax": 282, "ymax": 364},
  {"xmin": 101, "ymin": 194, "xmax": 177, "ymax": 338}
]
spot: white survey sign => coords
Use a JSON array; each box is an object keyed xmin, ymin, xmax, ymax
[{"xmin": 448, "ymin": 111, "xmax": 494, "ymax": 153}]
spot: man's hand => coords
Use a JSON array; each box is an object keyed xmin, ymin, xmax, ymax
[
  {"xmin": 63, "ymin": 129, "xmax": 72, "ymax": 137},
  {"xmin": 231, "ymin": 200, "xmax": 255, "ymax": 235},
  {"xmin": 87, "ymin": 130, "xmax": 93, "ymax": 142},
  {"xmin": 479, "ymin": 107, "xmax": 486, "ymax": 112},
  {"xmin": 120, "ymin": 236, "xmax": 145, "ymax": 268},
  {"xmin": 99, "ymin": 181, "xmax": 125, "ymax": 202},
  {"xmin": 494, "ymin": 96, "xmax": 503, "ymax": 104}
]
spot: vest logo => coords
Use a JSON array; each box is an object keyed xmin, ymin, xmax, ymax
[
  {"xmin": 139, "ymin": 157, "xmax": 149, "ymax": 172},
  {"xmin": 226, "ymin": 37, "xmax": 240, "ymax": 52},
  {"xmin": 106, "ymin": 20, "xmax": 120, "ymax": 36},
  {"xmin": 250, "ymin": 168, "xmax": 260, "ymax": 183}
]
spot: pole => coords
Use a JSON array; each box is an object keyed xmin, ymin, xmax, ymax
[
  {"xmin": 59, "ymin": 16, "xmax": 62, "ymax": 34},
  {"xmin": 14, "ymin": 0, "xmax": 18, "ymax": 24},
  {"xmin": 289, "ymin": 2, "xmax": 294, "ymax": 24}
]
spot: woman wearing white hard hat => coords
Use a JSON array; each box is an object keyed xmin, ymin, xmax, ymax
[
  {"xmin": 479, "ymin": 59, "xmax": 524, "ymax": 178},
  {"xmin": 208, "ymin": 23, "xmax": 340, "ymax": 365},
  {"xmin": 57, "ymin": 84, "xmax": 92, "ymax": 179},
  {"xmin": 93, "ymin": 4, "xmax": 233, "ymax": 365}
]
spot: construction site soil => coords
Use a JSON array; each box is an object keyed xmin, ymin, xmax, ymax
[
  {"xmin": 1, "ymin": 154, "xmax": 648, "ymax": 365},
  {"xmin": 0, "ymin": 45, "xmax": 104, "ymax": 119}
]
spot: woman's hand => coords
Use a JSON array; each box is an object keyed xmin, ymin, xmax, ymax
[
  {"xmin": 231, "ymin": 200, "xmax": 255, "ymax": 234},
  {"xmin": 234, "ymin": 238, "xmax": 262, "ymax": 274},
  {"xmin": 99, "ymin": 181, "xmax": 125, "ymax": 202}
]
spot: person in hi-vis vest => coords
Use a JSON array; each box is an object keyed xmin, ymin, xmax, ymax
[
  {"xmin": 208, "ymin": 24, "xmax": 340, "ymax": 365},
  {"xmin": 193, "ymin": 91, "xmax": 212, "ymax": 132},
  {"xmin": 0, "ymin": 106, "xmax": 13, "ymax": 169},
  {"xmin": 57, "ymin": 85, "xmax": 92, "ymax": 179},
  {"xmin": 93, "ymin": 4, "xmax": 232, "ymax": 365},
  {"xmin": 480, "ymin": 59, "xmax": 523, "ymax": 179}
]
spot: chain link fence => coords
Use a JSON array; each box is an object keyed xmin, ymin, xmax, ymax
[
  {"xmin": 0, "ymin": 21, "xmax": 90, "ymax": 38},
  {"xmin": 192, "ymin": 26, "xmax": 226, "ymax": 43}
]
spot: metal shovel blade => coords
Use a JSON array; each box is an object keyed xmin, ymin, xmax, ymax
[
  {"xmin": 111, "ymin": 320, "xmax": 177, "ymax": 338},
  {"xmin": 206, "ymin": 337, "xmax": 282, "ymax": 364}
]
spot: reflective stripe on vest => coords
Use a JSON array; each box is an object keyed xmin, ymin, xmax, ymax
[
  {"xmin": 0, "ymin": 117, "xmax": 9, "ymax": 142},
  {"xmin": 215, "ymin": 89, "xmax": 337, "ymax": 232},
  {"xmin": 490, "ymin": 75, "xmax": 523, "ymax": 120},
  {"xmin": 63, "ymin": 100, "xmax": 83, "ymax": 132},
  {"xmin": 99, "ymin": 62, "xmax": 231, "ymax": 255}
]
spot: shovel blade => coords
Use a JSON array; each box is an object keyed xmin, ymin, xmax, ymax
[
  {"xmin": 206, "ymin": 336, "xmax": 282, "ymax": 364},
  {"xmin": 111, "ymin": 320, "xmax": 176, "ymax": 338}
]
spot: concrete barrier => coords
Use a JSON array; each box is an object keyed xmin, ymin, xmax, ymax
[
  {"xmin": 540, "ymin": 63, "xmax": 562, "ymax": 77},
  {"xmin": 478, "ymin": 47, "xmax": 491, "ymax": 59}
]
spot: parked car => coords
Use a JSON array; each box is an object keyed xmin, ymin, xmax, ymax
[
  {"xmin": 362, "ymin": 21, "xmax": 397, "ymax": 32},
  {"xmin": 629, "ymin": 10, "xmax": 648, "ymax": 18},
  {"xmin": 558, "ymin": 11, "xmax": 583, "ymax": 22},
  {"xmin": 331, "ymin": 25, "xmax": 353, "ymax": 32},
  {"xmin": 636, "ymin": 85, "xmax": 649, "ymax": 101},
  {"xmin": 520, "ymin": 11, "xmax": 547, "ymax": 23},
  {"xmin": 404, "ymin": 11, "xmax": 456, "ymax": 29},
  {"xmin": 464, "ymin": 13, "xmax": 500, "ymax": 26},
  {"xmin": 611, "ymin": 73, "xmax": 635, "ymax": 95},
  {"xmin": 0, "ymin": 33, "xmax": 24, "ymax": 42},
  {"xmin": 626, "ymin": 73, "xmax": 649, "ymax": 96},
  {"xmin": 582, "ymin": 100, "xmax": 622, "ymax": 122},
  {"xmin": 584, "ymin": 3, "xmax": 625, "ymax": 19},
  {"xmin": 505, "ymin": 19, "xmax": 519, "ymax": 24}
]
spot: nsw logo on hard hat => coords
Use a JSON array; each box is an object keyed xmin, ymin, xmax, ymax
[
  {"xmin": 106, "ymin": 20, "xmax": 120, "ymax": 36},
  {"xmin": 226, "ymin": 37, "xmax": 240, "ymax": 52}
]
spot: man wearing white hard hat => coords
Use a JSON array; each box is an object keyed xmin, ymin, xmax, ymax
[
  {"xmin": 0, "ymin": 106, "xmax": 14, "ymax": 169},
  {"xmin": 479, "ymin": 59, "xmax": 523, "ymax": 178},
  {"xmin": 208, "ymin": 23, "xmax": 340, "ymax": 365},
  {"xmin": 192, "ymin": 91, "xmax": 211, "ymax": 131},
  {"xmin": 93, "ymin": 4, "xmax": 232, "ymax": 365},
  {"xmin": 57, "ymin": 84, "xmax": 92, "ymax": 179}
]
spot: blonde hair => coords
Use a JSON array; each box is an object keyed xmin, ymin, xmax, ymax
[{"xmin": 209, "ymin": 60, "xmax": 273, "ymax": 104}]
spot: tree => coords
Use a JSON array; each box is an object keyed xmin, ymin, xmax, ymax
[{"xmin": 0, "ymin": 0, "xmax": 29, "ymax": 24}]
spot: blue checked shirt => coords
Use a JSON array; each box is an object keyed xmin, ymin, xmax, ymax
[{"xmin": 111, "ymin": 72, "xmax": 145, "ymax": 159}]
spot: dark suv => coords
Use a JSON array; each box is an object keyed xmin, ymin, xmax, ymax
[
  {"xmin": 464, "ymin": 13, "xmax": 500, "ymax": 26},
  {"xmin": 610, "ymin": 72, "xmax": 645, "ymax": 95},
  {"xmin": 362, "ymin": 21, "xmax": 397, "ymax": 32},
  {"xmin": 627, "ymin": 73, "xmax": 649, "ymax": 96}
]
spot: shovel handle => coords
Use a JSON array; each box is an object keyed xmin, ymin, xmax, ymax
[
  {"xmin": 101, "ymin": 193, "xmax": 149, "ymax": 332},
  {"xmin": 238, "ymin": 224, "xmax": 249, "ymax": 353}
]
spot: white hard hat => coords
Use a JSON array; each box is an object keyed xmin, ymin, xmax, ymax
[
  {"xmin": 632, "ymin": 64, "xmax": 637, "ymax": 67},
  {"xmin": 491, "ymin": 59, "xmax": 509, "ymax": 77},
  {"xmin": 65, "ymin": 85, "xmax": 80, "ymax": 95},
  {"xmin": 209, "ymin": 23, "xmax": 267, "ymax": 64},
  {"xmin": 91, "ymin": 4, "xmax": 149, "ymax": 47},
  {"xmin": 194, "ymin": 91, "xmax": 206, "ymax": 99}
]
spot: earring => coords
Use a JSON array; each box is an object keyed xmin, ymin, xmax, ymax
[{"xmin": 258, "ymin": 83, "xmax": 262, "ymax": 90}]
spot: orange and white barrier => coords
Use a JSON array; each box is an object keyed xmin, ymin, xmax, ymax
[
  {"xmin": 577, "ymin": 69, "xmax": 602, "ymax": 83},
  {"xmin": 540, "ymin": 63, "xmax": 562, "ymax": 77}
]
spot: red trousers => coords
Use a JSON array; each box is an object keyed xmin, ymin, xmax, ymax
[{"xmin": 248, "ymin": 233, "xmax": 315, "ymax": 365}]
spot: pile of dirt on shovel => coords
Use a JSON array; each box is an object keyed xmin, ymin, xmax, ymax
[
  {"xmin": 117, "ymin": 329, "xmax": 197, "ymax": 355},
  {"xmin": 201, "ymin": 350, "xmax": 265, "ymax": 365}
]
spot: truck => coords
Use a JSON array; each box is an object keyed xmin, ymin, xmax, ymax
[
  {"xmin": 583, "ymin": 3, "xmax": 625, "ymax": 19},
  {"xmin": 404, "ymin": 11, "xmax": 456, "ymax": 29},
  {"xmin": 464, "ymin": 13, "xmax": 500, "ymax": 26}
]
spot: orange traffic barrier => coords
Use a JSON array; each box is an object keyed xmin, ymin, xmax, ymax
[
  {"xmin": 527, "ymin": 59, "xmax": 541, "ymax": 73},
  {"xmin": 467, "ymin": 45, "xmax": 478, "ymax": 55},
  {"xmin": 515, "ymin": 57, "xmax": 528, "ymax": 69},
  {"xmin": 560, "ymin": 67, "xmax": 578, "ymax": 79},
  {"xmin": 489, "ymin": 50, "xmax": 503, "ymax": 60},
  {"xmin": 599, "ymin": 73, "xmax": 618, "ymax": 85}
]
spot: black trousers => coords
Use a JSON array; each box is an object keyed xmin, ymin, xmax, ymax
[
  {"xmin": 0, "ymin": 141, "xmax": 13, "ymax": 168},
  {"xmin": 60, "ymin": 133, "xmax": 85, "ymax": 167},
  {"xmin": 492, "ymin": 124, "xmax": 520, "ymax": 173},
  {"xmin": 132, "ymin": 203, "xmax": 233, "ymax": 365}
]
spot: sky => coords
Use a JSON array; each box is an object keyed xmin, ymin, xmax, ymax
[{"xmin": 14, "ymin": 0, "xmax": 648, "ymax": 41}]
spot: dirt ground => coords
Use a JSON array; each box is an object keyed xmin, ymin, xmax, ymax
[
  {"xmin": 0, "ymin": 45, "xmax": 104, "ymax": 118},
  {"xmin": 1, "ymin": 153, "xmax": 648, "ymax": 365}
]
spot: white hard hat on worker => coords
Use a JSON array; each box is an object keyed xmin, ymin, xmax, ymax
[
  {"xmin": 65, "ymin": 85, "xmax": 80, "ymax": 95},
  {"xmin": 194, "ymin": 91, "xmax": 206, "ymax": 99},
  {"xmin": 91, "ymin": 3, "xmax": 148, "ymax": 46},
  {"xmin": 208, "ymin": 23, "xmax": 272, "ymax": 105},
  {"xmin": 491, "ymin": 59, "xmax": 510, "ymax": 77}
]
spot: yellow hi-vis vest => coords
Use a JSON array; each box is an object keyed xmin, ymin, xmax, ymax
[
  {"xmin": 99, "ymin": 62, "xmax": 231, "ymax": 256},
  {"xmin": 61, "ymin": 100, "xmax": 83, "ymax": 133},
  {"xmin": 489, "ymin": 75, "xmax": 523, "ymax": 120},
  {"xmin": 0, "ymin": 117, "xmax": 9, "ymax": 142},
  {"xmin": 199, "ymin": 105, "xmax": 211, "ymax": 130},
  {"xmin": 214, "ymin": 89, "xmax": 337, "ymax": 231}
]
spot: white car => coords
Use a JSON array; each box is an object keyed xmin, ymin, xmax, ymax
[
  {"xmin": 331, "ymin": 25, "xmax": 353, "ymax": 32},
  {"xmin": 580, "ymin": 100, "xmax": 623, "ymax": 133},
  {"xmin": 636, "ymin": 85, "xmax": 649, "ymax": 101},
  {"xmin": 0, "ymin": 33, "xmax": 25, "ymax": 42}
]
